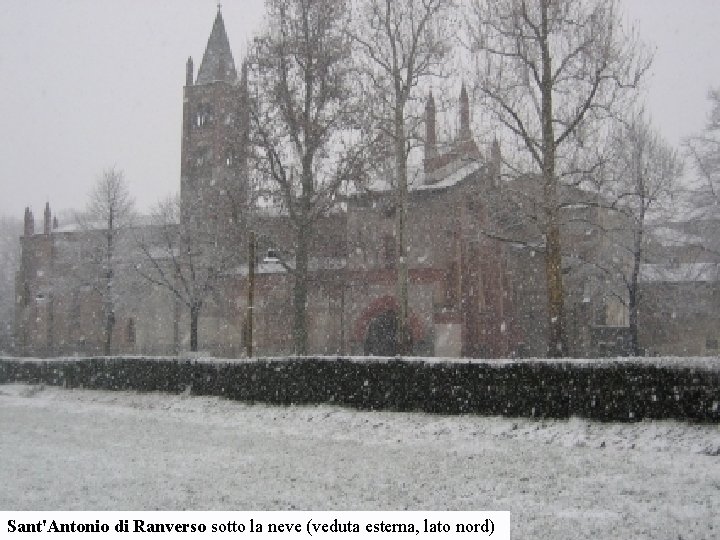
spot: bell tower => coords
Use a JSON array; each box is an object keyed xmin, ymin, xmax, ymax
[{"xmin": 180, "ymin": 6, "xmax": 250, "ymax": 236}]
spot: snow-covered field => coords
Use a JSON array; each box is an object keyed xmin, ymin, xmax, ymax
[{"xmin": 1, "ymin": 384, "xmax": 718, "ymax": 539}]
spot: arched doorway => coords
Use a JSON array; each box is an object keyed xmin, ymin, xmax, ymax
[
  {"xmin": 364, "ymin": 310, "xmax": 398, "ymax": 356},
  {"xmin": 355, "ymin": 295, "xmax": 425, "ymax": 356}
]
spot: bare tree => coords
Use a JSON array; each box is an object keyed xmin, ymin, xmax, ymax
[
  {"xmin": 0, "ymin": 216, "xmax": 22, "ymax": 353},
  {"xmin": 249, "ymin": 0, "xmax": 366, "ymax": 355},
  {"xmin": 351, "ymin": 0, "xmax": 454, "ymax": 355},
  {"xmin": 686, "ymin": 89, "xmax": 720, "ymax": 214},
  {"xmin": 466, "ymin": 0, "xmax": 651, "ymax": 356},
  {"xmin": 77, "ymin": 167, "xmax": 136, "ymax": 355},
  {"xmin": 135, "ymin": 195, "xmax": 239, "ymax": 353},
  {"xmin": 602, "ymin": 112, "xmax": 683, "ymax": 355}
]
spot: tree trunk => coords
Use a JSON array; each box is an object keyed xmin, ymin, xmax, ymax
[
  {"xmin": 103, "ymin": 303, "xmax": 114, "ymax": 356},
  {"xmin": 628, "ymin": 225, "xmax": 644, "ymax": 356},
  {"xmin": 628, "ymin": 276, "xmax": 640, "ymax": 356},
  {"xmin": 541, "ymin": 4, "xmax": 568, "ymax": 358},
  {"xmin": 173, "ymin": 297, "xmax": 180, "ymax": 355},
  {"xmin": 294, "ymin": 223, "xmax": 309, "ymax": 355},
  {"xmin": 394, "ymin": 98, "xmax": 410, "ymax": 356},
  {"xmin": 628, "ymin": 180, "xmax": 647, "ymax": 356},
  {"xmin": 293, "ymin": 156, "xmax": 314, "ymax": 356},
  {"xmin": 190, "ymin": 303, "xmax": 199, "ymax": 352},
  {"xmin": 246, "ymin": 231, "xmax": 256, "ymax": 358},
  {"xmin": 544, "ymin": 216, "xmax": 567, "ymax": 357},
  {"xmin": 103, "ymin": 209, "xmax": 114, "ymax": 356}
]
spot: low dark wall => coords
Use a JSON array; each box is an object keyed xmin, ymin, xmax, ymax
[{"xmin": 1, "ymin": 357, "xmax": 718, "ymax": 422}]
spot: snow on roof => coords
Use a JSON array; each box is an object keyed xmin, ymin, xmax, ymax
[
  {"xmin": 231, "ymin": 256, "xmax": 347, "ymax": 276},
  {"xmin": 51, "ymin": 215, "xmax": 157, "ymax": 234},
  {"xmin": 650, "ymin": 227, "xmax": 704, "ymax": 247},
  {"xmin": 359, "ymin": 159, "xmax": 483, "ymax": 196},
  {"xmin": 668, "ymin": 202, "xmax": 720, "ymax": 223},
  {"xmin": 413, "ymin": 160, "xmax": 483, "ymax": 192},
  {"xmin": 52, "ymin": 223, "xmax": 83, "ymax": 233},
  {"xmin": 640, "ymin": 263, "xmax": 720, "ymax": 283}
]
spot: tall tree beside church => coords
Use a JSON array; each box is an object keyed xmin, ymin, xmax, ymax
[
  {"xmin": 686, "ymin": 89, "xmax": 720, "ymax": 216},
  {"xmin": 605, "ymin": 112, "xmax": 682, "ymax": 355},
  {"xmin": 249, "ymin": 0, "xmax": 365, "ymax": 355},
  {"xmin": 0, "ymin": 216, "xmax": 22, "ymax": 352},
  {"xmin": 466, "ymin": 0, "xmax": 651, "ymax": 356},
  {"xmin": 350, "ymin": 0, "xmax": 454, "ymax": 355},
  {"xmin": 135, "ymin": 195, "xmax": 239, "ymax": 352},
  {"xmin": 78, "ymin": 167, "xmax": 136, "ymax": 355}
]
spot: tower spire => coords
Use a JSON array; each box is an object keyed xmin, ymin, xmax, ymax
[
  {"xmin": 196, "ymin": 8, "xmax": 237, "ymax": 85},
  {"xmin": 43, "ymin": 202, "xmax": 51, "ymax": 235},
  {"xmin": 186, "ymin": 56, "xmax": 194, "ymax": 86},
  {"xmin": 24, "ymin": 207, "xmax": 34, "ymax": 237}
]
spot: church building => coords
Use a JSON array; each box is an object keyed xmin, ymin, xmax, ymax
[{"xmin": 14, "ymin": 9, "xmax": 626, "ymax": 359}]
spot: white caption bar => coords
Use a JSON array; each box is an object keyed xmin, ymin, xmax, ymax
[{"xmin": 2, "ymin": 511, "xmax": 510, "ymax": 540}]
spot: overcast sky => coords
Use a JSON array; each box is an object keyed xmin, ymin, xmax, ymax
[{"xmin": 1, "ymin": 0, "xmax": 719, "ymax": 220}]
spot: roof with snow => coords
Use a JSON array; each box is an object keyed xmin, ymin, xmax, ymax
[
  {"xmin": 196, "ymin": 8, "xmax": 237, "ymax": 85},
  {"xmin": 359, "ymin": 158, "xmax": 484, "ymax": 195},
  {"xmin": 640, "ymin": 263, "xmax": 720, "ymax": 283},
  {"xmin": 650, "ymin": 226, "xmax": 704, "ymax": 247}
]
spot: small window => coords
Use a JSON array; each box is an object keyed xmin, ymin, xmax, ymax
[
  {"xmin": 127, "ymin": 318, "xmax": 136, "ymax": 345},
  {"xmin": 195, "ymin": 147, "xmax": 211, "ymax": 167},
  {"xmin": 195, "ymin": 104, "xmax": 213, "ymax": 128},
  {"xmin": 706, "ymin": 338, "xmax": 718, "ymax": 350},
  {"xmin": 382, "ymin": 234, "xmax": 396, "ymax": 269},
  {"xmin": 263, "ymin": 249, "xmax": 279, "ymax": 263}
]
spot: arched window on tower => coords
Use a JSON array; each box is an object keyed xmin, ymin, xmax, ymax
[
  {"xmin": 195, "ymin": 146, "xmax": 211, "ymax": 168},
  {"xmin": 127, "ymin": 318, "xmax": 136, "ymax": 345},
  {"xmin": 195, "ymin": 104, "xmax": 213, "ymax": 128},
  {"xmin": 382, "ymin": 234, "xmax": 396, "ymax": 269}
]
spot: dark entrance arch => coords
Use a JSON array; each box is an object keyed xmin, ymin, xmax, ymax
[{"xmin": 364, "ymin": 310, "xmax": 403, "ymax": 356}]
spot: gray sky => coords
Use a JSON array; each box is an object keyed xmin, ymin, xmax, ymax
[{"xmin": 1, "ymin": 0, "xmax": 719, "ymax": 219}]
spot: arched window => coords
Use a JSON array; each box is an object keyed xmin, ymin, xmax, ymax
[
  {"xmin": 195, "ymin": 147, "xmax": 211, "ymax": 167},
  {"xmin": 382, "ymin": 234, "xmax": 396, "ymax": 269},
  {"xmin": 127, "ymin": 318, "xmax": 136, "ymax": 345},
  {"xmin": 195, "ymin": 104, "xmax": 213, "ymax": 128}
]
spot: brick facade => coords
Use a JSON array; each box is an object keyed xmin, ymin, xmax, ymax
[{"xmin": 14, "ymin": 9, "xmax": 627, "ymax": 359}]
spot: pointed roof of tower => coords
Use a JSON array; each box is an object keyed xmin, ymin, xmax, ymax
[
  {"xmin": 196, "ymin": 7, "xmax": 238, "ymax": 85},
  {"xmin": 459, "ymin": 82, "xmax": 468, "ymax": 103},
  {"xmin": 426, "ymin": 89, "xmax": 436, "ymax": 110}
]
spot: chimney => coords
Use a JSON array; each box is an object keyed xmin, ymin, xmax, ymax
[
  {"xmin": 459, "ymin": 83, "xmax": 471, "ymax": 140},
  {"xmin": 43, "ymin": 202, "xmax": 51, "ymax": 235},
  {"xmin": 424, "ymin": 91, "xmax": 437, "ymax": 166},
  {"xmin": 53, "ymin": 216, "xmax": 59, "ymax": 230},
  {"xmin": 186, "ymin": 56, "xmax": 194, "ymax": 87},
  {"xmin": 24, "ymin": 207, "xmax": 34, "ymax": 237}
]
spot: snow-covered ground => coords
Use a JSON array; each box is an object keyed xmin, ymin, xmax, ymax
[{"xmin": 1, "ymin": 384, "xmax": 718, "ymax": 539}]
